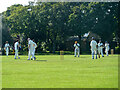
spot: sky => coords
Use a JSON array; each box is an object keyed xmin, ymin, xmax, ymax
[
  {"xmin": 0, "ymin": 0, "xmax": 32, "ymax": 13},
  {"xmin": 0, "ymin": 0, "xmax": 119, "ymax": 13}
]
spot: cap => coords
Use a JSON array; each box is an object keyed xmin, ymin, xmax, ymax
[
  {"xmin": 92, "ymin": 37, "xmax": 94, "ymax": 40},
  {"xmin": 28, "ymin": 38, "xmax": 30, "ymax": 41},
  {"xmin": 105, "ymin": 41, "xmax": 108, "ymax": 43}
]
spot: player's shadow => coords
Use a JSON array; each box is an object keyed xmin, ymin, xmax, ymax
[{"xmin": 35, "ymin": 60, "xmax": 47, "ymax": 62}]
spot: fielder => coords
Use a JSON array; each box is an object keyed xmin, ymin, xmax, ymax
[
  {"xmin": 105, "ymin": 41, "xmax": 110, "ymax": 56},
  {"xmin": 74, "ymin": 41, "xmax": 80, "ymax": 57},
  {"xmin": 32, "ymin": 39, "xmax": 37, "ymax": 60},
  {"xmin": 90, "ymin": 37, "xmax": 97, "ymax": 59},
  {"xmin": 4, "ymin": 41, "xmax": 10, "ymax": 56},
  {"xmin": 28, "ymin": 38, "xmax": 34, "ymax": 60},
  {"xmin": 14, "ymin": 40, "xmax": 20, "ymax": 59},
  {"xmin": 98, "ymin": 40, "xmax": 104, "ymax": 58}
]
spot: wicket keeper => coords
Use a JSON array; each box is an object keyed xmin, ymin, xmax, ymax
[{"xmin": 98, "ymin": 40, "xmax": 104, "ymax": 58}]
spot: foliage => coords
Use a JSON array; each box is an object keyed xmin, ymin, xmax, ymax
[{"xmin": 2, "ymin": 2, "xmax": 119, "ymax": 53}]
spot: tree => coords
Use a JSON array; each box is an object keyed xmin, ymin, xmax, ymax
[{"xmin": 2, "ymin": 2, "xmax": 119, "ymax": 53}]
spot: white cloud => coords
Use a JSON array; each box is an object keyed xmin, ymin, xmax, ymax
[{"xmin": 0, "ymin": 0, "xmax": 31, "ymax": 13}]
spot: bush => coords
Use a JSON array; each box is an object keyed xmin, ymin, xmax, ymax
[{"xmin": 115, "ymin": 46, "xmax": 120, "ymax": 54}]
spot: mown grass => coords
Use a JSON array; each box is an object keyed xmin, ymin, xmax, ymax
[{"xmin": 1, "ymin": 55, "xmax": 118, "ymax": 88}]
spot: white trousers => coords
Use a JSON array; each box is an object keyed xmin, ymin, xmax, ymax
[
  {"xmin": 6, "ymin": 50, "xmax": 9, "ymax": 56},
  {"xmin": 32, "ymin": 49, "xmax": 36, "ymax": 58},
  {"xmin": 105, "ymin": 49, "xmax": 109, "ymax": 56},
  {"xmin": 74, "ymin": 48, "xmax": 80, "ymax": 57},
  {"xmin": 28, "ymin": 49, "xmax": 34, "ymax": 59},
  {"xmin": 91, "ymin": 49, "xmax": 97, "ymax": 59},
  {"xmin": 98, "ymin": 48, "xmax": 104, "ymax": 56},
  {"xmin": 15, "ymin": 50, "xmax": 19, "ymax": 58}
]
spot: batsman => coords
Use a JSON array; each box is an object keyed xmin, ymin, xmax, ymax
[{"xmin": 74, "ymin": 41, "xmax": 80, "ymax": 57}]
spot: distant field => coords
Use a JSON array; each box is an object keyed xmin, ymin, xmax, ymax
[{"xmin": 1, "ymin": 55, "xmax": 118, "ymax": 88}]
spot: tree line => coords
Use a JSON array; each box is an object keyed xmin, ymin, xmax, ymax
[{"xmin": 2, "ymin": 2, "xmax": 119, "ymax": 53}]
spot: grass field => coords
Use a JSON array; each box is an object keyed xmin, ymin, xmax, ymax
[{"xmin": 1, "ymin": 55, "xmax": 118, "ymax": 88}]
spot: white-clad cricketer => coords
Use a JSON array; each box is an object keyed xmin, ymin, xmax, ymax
[
  {"xmin": 32, "ymin": 39, "xmax": 37, "ymax": 60},
  {"xmin": 90, "ymin": 37, "xmax": 97, "ymax": 59},
  {"xmin": 105, "ymin": 41, "xmax": 110, "ymax": 56},
  {"xmin": 74, "ymin": 41, "xmax": 80, "ymax": 57},
  {"xmin": 4, "ymin": 41, "xmax": 10, "ymax": 56},
  {"xmin": 98, "ymin": 40, "xmax": 104, "ymax": 58},
  {"xmin": 14, "ymin": 40, "xmax": 20, "ymax": 59},
  {"xmin": 28, "ymin": 38, "xmax": 34, "ymax": 60}
]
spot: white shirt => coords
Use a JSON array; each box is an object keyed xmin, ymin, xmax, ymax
[
  {"xmin": 105, "ymin": 43, "xmax": 109, "ymax": 50},
  {"xmin": 28, "ymin": 40, "xmax": 34, "ymax": 50},
  {"xmin": 98, "ymin": 43, "xmax": 104, "ymax": 49},
  {"xmin": 33, "ymin": 42, "xmax": 37, "ymax": 49},
  {"xmin": 74, "ymin": 43, "xmax": 80, "ymax": 49},
  {"xmin": 14, "ymin": 42, "xmax": 19, "ymax": 50},
  {"xmin": 90, "ymin": 40, "xmax": 97, "ymax": 50},
  {"xmin": 5, "ymin": 43, "xmax": 10, "ymax": 51}
]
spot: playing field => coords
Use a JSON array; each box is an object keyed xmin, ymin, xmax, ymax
[{"xmin": 1, "ymin": 55, "xmax": 118, "ymax": 88}]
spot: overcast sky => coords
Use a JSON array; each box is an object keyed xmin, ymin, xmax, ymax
[{"xmin": 0, "ymin": 0, "xmax": 32, "ymax": 13}]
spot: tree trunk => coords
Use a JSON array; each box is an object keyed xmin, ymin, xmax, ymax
[{"xmin": 53, "ymin": 41, "xmax": 55, "ymax": 53}]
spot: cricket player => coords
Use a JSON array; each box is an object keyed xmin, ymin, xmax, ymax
[
  {"xmin": 32, "ymin": 39, "xmax": 37, "ymax": 60},
  {"xmin": 90, "ymin": 37, "xmax": 97, "ymax": 59},
  {"xmin": 98, "ymin": 40, "xmax": 104, "ymax": 58},
  {"xmin": 14, "ymin": 40, "xmax": 20, "ymax": 59},
  {"xmin": 74, "ymin": 41, "xmax": 80, "ymax": 57},
  {"xmin": 4, "ymin": 41, "xmax": 10, "ymax": 56},
  {"xmin": 28, "ymin": 38, "xmax": 34, "ymax": 60},
  {"xmin": 105, "ymin": 41, "xmax": 110, "ymax": 56}
]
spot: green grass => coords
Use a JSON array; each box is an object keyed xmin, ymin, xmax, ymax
[{"xmin": 1, "ymin": 55, "xmax": 118, "ymax": 88}]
